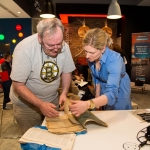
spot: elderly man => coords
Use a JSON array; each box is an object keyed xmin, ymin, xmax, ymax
[{"xmin": 10, "ymin": 18, "xmax": 75, "ymax": 134}]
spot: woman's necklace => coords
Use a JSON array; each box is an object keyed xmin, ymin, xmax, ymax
[{"xmin": 95, "ymin": 59, "xmax": 101, "ymax": 71}]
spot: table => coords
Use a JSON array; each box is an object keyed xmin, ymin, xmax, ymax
[
  {"xmin": 42, "ymin": 110, "xmax": 150, "ymax": 150},
  {"xmin": 130, "ymin": 82, "xmax": 146, "ymax": 93},
  {"xmin": 131, "ymin": 85, "xmax": 146, "ymax": 93}
]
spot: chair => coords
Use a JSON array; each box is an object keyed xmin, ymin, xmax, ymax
[
  {"xmin": 131, "ymin": 101, "xmax": 138, "ymax": 109},
  {"xmin": 131, "ymin": 82, "xmax": 146, "ymax": 93}
]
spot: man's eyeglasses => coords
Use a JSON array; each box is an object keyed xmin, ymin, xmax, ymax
[{"xmin": 42, "ymin": 41, "xmax": 65, "ymax": 50}]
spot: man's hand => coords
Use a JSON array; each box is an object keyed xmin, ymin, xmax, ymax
[
  {"xmin": 59, "ymin": 93, "xmax": 67, "ymax": 110},
  {"xmin": 39, "ymin": 101, "xmax": 59, "ymax": 118}
]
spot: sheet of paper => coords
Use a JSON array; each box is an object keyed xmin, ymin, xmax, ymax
[
  {"xmin": 78, "ymin": 81, "xmax": 88, "ymax": 87},
  {"xmin": 64, "ymin": 98, "xmax": 80, "ymax": 124},
  {"xmin": 74, "ymin": 80, "xmax": 88, "ymax": 87},
  {"xmin": 46, "ymin": 114, "xmax": 85, "ymax": 134},
  {"xmin": 19, "ymin": 127, "xmax": 76, "ymax": 150},
  {"xmin": 46, "ymin": 109, "xmax": 108, "ymax": 134}
]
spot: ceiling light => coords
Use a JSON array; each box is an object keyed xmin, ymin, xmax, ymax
[
  {"xmin": 40, "ymin": 0, "xmax": 55, "ymax": 18},
  {"xmin": 107, "ymin": 0, "xmax": 122, "ymax": 19}
]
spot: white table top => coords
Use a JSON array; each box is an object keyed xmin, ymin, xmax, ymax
[
  {"xmin": 43, "ymin": 109, "xmax": 150, "ymax": 150},
  {"xmin": 72, "ymin": 110, "xmax": 150, "ymax": 150}
]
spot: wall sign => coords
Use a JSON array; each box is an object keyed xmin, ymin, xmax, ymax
[{"xmin": 131, "ymin": 32, "xmax": 150, "ymax": 84}]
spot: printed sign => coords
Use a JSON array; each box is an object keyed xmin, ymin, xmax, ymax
[{"xmin": 131, "ymin": 32, "xmax": 150, "ymax": 84}]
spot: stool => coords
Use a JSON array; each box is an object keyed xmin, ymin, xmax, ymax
[{"xmin": 131, "ymin": 101, "xmax": 138, "ymax": 109}]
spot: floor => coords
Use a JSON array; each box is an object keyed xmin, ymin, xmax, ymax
[
  {"xmin": 0, "ymin": 92, "xmax": 22, "ymax": 150},
  {"xmin": 131, "ymin": 89, "xmax": 150, "ymax": 109},
  {"xmin": 0, "ymin": 90, "xmax": 150, "ymax": 150}
]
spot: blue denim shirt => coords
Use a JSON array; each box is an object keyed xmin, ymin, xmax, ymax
[{"xmin": 88, "ymin": 47, "xmax": 131, "ymax": 110}]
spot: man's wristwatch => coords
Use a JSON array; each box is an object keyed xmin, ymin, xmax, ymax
[{"xmin": 89, "ymin": 99, "xmax": 95, "ymax": 110}]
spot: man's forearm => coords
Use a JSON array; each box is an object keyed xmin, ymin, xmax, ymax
[
  {"xmin": 12, "ymin": 81, "xmax": 43, "ymax": 108},
  {"xmin": 61, "ymin": 73, "xmax": 72, "ymax": 95}
]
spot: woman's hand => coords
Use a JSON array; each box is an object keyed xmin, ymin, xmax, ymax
[{"xmin": 69, "ymin": 100, "xmax": 89, "ymax": 117}]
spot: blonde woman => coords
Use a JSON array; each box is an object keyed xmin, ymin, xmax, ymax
[{"xmin": 69, "ymin": 28, "xmax": 132, "ymax": 117}]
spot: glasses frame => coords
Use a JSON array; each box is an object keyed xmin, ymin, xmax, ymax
[{"xmin": 42, "ymin": 40, "xmax": 65, "ymax": 51}]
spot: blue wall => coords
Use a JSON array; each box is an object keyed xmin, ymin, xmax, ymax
[{"xmin": 0, "ymin": 18, "xmax": 32, "ymax": 54}]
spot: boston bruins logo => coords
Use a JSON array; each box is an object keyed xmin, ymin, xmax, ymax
[{"xmin": 40, "ymin": 61, "xmax": 59, "ymax": 83}]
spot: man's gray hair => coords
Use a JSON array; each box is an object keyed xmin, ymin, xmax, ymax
[{"xmin": 36, "ymin": 18, "xmax": 64, "ymax": 37}]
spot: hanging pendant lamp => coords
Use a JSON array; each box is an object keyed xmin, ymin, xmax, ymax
[
  {"xmin": 77, "ymin": 18, "xmax": 90, "ymax": 38},
  {"xmin": 40, "ymin": 0, "xmax": 55, "ymax": 18},
  {"xmin": 102, "ymin": 20, "xmax": 112, "ymax": 37},
  {"xmin": 107, "ymin": 0, "xmax": 122, "ymax": 19}
]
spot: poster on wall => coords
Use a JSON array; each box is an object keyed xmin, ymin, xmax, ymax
[{"xmin": 131, "ymin": 32, "xmax": 150, "ymax": 84}]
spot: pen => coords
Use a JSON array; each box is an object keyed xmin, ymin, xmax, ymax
[{"xmin": 59, "ymin": 103, "xmax": 64, "ymax": 108}]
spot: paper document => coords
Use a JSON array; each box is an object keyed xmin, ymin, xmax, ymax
[
  {"xmin": 46, "ymin": 98, "xmax": 108, "ymax": 134},
  {"xmin": 19, "ymin": 127, "xmax": 76, "ymax": 150},
  {"xmin": 78, "ymin": 81, "xmax": 88, "ymax": 87},
  {"xmin": 64, "ymin": 98, "xmax": 80, "ymax": 125},
  {"xmin": 74, "ymin": 80, "xmax": 88, "ymax": 87}
]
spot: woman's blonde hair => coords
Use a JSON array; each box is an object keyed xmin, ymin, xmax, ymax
[
  {"xmin": 82, "ymin": 28, "xmax": 113, "ymax": 50},
  {"xmin": 36, "ymin": 18, "xmax": 64, "ymax": 37}
]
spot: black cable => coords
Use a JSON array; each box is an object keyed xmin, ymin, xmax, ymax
[
  {"xmin": 136, "ymin": 125, "xmax": 150, "ymax": 148},
  {"xmin": 122, "ymin": 126, "xmax": 150, "ymax": 150},
  {"xmin": 123, "ymin": 142, "xmax": 140, "ymax": 150}
]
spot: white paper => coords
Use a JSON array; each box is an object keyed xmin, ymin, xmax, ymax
[
  {"xmin": 78, "ymin": 81, "xmax": 88, "ymax": 87},
  {"xmin": 19, "ymin": 127, "xmax": 76, "ymax": 150},
  {"xmin": 123, "ymin": 56, "xmax": 127, "ymax": 64}
]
